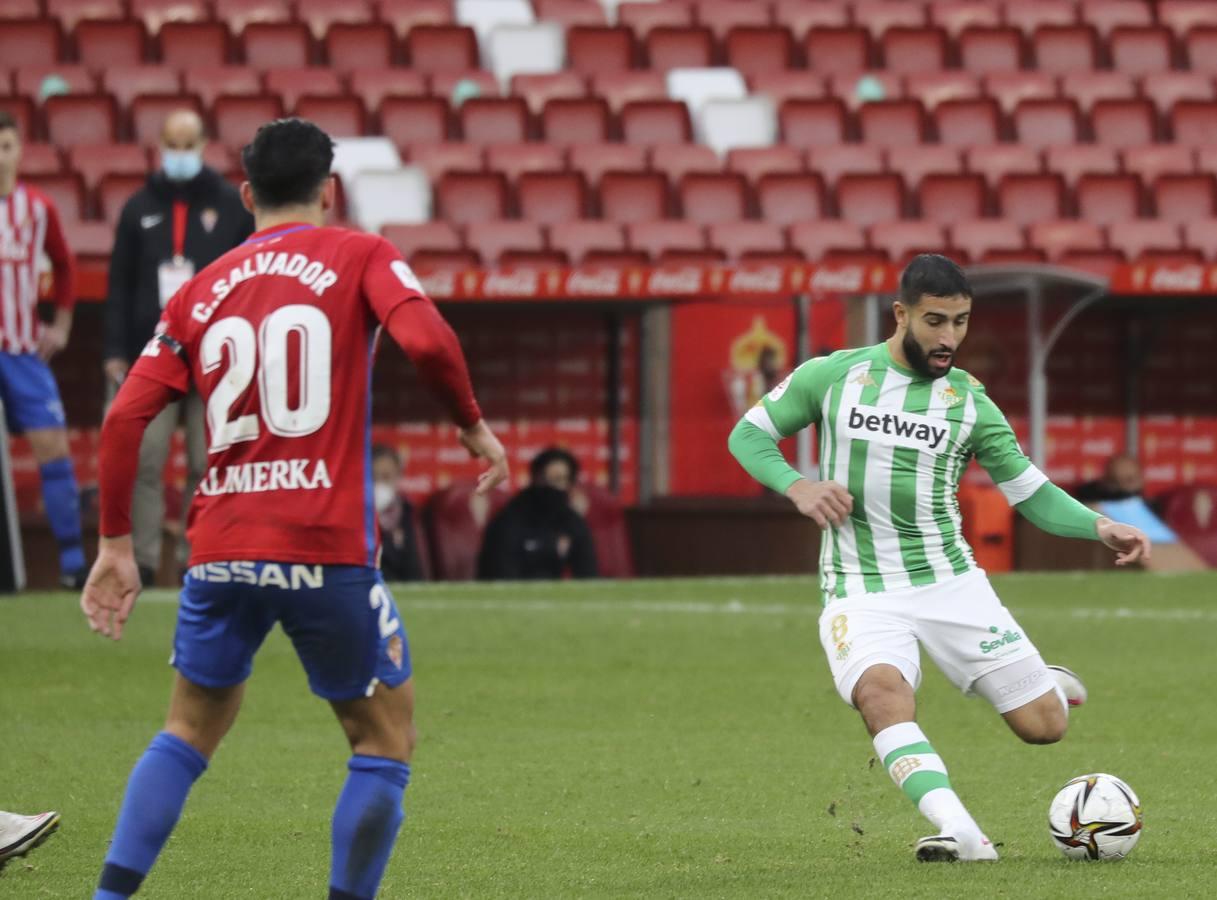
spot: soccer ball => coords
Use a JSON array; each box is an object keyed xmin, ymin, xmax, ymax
[{"xmin": 1048, "ymin": 773, "xmax": 1143, "ymax": 860}]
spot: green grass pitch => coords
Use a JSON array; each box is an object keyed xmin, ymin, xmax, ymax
[{"xmin": 2, "ymin": 572, "xmax": 1216, "ymax": 898}]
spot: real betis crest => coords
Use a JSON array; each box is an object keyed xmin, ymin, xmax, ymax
[{"xmin": 940, "ymin": 386, "xmax": 963, "ymax": 407}]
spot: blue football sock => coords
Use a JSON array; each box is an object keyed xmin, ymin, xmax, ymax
[
  {"xmin": 94, "ymin": 732, "xmax": 208, "ymax": 899},
  {"xmin": 329, "ymin": 755, "xmax": 410, "ymax": 900},
  {"xmin": 39, "ymin": 457, "xmax": 84, "ymax": 574}
]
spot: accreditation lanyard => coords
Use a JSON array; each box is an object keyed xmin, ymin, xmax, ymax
[{"xmin": 158, "ymin": 200, "xmax": 195, "ymax": 308}]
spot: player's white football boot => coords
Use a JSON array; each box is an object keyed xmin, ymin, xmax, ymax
[
  {"xmin": 915, "ymin": 831, "xmax": 999, "ymax": 862},
  {"xmin": 0, "ymin": 810, "xmax": 60, "ymax": 868},
  {"xmin": 1048, "ymin": 664, "xmax": 1088, "ymax": 707}
]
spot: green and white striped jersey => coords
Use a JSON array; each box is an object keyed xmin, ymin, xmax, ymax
[{"xmin": 746, "ymin": 342, "xmax": 1047, "ymax": 601}]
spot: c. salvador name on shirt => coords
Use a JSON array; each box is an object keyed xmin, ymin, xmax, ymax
[
  {"xmin": 192, "ymin": 251, "xmax": 339, "ymax": 322},
  {"xmin": 843, "ymin": 405, "xmax": 950, "ymax": 453},
  {"xmin": 197, "ymin": 458, "xmax": 333, "ymax": 496}
]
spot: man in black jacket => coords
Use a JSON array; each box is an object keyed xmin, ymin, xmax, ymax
[{"xmin": 103, "ymin": 109, "xmax": 254, "ymax": 584}]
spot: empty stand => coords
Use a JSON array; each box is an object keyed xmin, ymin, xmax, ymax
[
  {"xmin": 756, "ymin": 172, "xmax": 825, "ymax": 225},
  {"xmin": 645, "ymin": 25, "xmax": 715, "ymax": 70},
  {"xmin": 513, "ymin": 72, "xmax": 587, "ymax": 115},
  {"xmin": 708, "ymin": 221, "xmax": 788, "ymax": 261},
  {"xmin": 325, "ymin": 23, "xmax": 395, "ymax": 71},
  {"xmin": 917, "ymin": 173, "xmax": 986, "ymax": 223},
  {"xmin": 948, "ymin": 219, "xmax": 1028, "ymax": 263},
  {"xmin": 958, "ymin": 26, "xmax": 1024, "ymax": 73},
  {"xmin": 485, "ymin": 143, "xmax": 564, "ymax": 179},
  {"xmin": 0, "ymin": 21, "xmax": 63, "ymax": 67},
  {"xmin": 933, "ymin": 98, "xmax": 1002, "ymax": 145},
  {"xmin": 698, "ymin": 98, "xmax": 778, "ymax": 156},
  {"xmin": 159, "ymin": 22, "xmax": 230, "ymax": 68},
  {"xmin": 779, "ymin": 98, "xmax": 848, "ymax": 148},
  {"xmin": 407, "ymin": 142, "xmax": 484, "ymax": 181},
  {"xmin": 295, "ymin": 96, "xmax": 367, "ymax": 137},
  {"xmin": 620, "ymin": 100, "xmax": 692, "ymax": 144},
  {"xmin": 436, "ymin": 170, "xmax": 509, "ymax": 224},
  {"xmin": 568, "ymin": 143, "xmax": 648, "ymax": 185},
  {"xmin": 787, "ymin": 220, "xmax": 868, "ymax": 261},
  {"xmin": 213, "ymin": 95, "xmax": 285, "ymax": 149},
  {"xmin": 406, "ymin": 25, "xmax": 479, "ymax": 73},
  {"xmin": 380, "ymin": 97, "xmax": 451, "ymax": 147},
  {"xmin": 567, "ymin": 26, "xmax": 635, "ymax": 74},
  {"xmin": 997, "ymin": 173, "xmax": 1067, "ymax": 224},
  {"xmin": 517, "ymin": 170, "xmax": 588, "ymax": 223},
  {"xmin": 541, "ymin": 97, "xmax": 612, "ymax": 143},
  {"xmin": 546, "ymin": 220, "xmax": 625, "ymax": 264},
  {"xmin": 265, "ymin": 68, "xmax": 343, "ymax": 110},
  {"xmin": 599, "ymin": 170, "xmax": 669, "ymax": 222},
  {"xmin": 678, "ymin": 172, "xmax": 749, "ymax": 224},
  {"xmin": 650, "ymin": 143, "xmax": 720, "ymax": 183},
  {"xmin": 487, "ymin": 23, "xmax": 566, "ymax": 86},
  {"xmin": 726, "ymin": 146, "xmax": 804, "ymax": 184},
  {"xmin": 352, "ymin": 166, "xmax": 431, "ymax": 231},
  {"xmin": 725, "ymin": 26, "xmax": 796, "ymax": 76},
  {"xmin": 881, "ymin": 27, "xmax": 948, "ymax": 74},
  {"xmin": 458, "ymin": 97, "xmax": 530, "ymax": 143},
  {"xmin": 1076, "ymin": 173, "xmax": 1142, "ymax": 225},
  {"xmin": 465, "ymin": 220, "xmax": 547, "ymax": 265},
  {"xmin": 44, "ymin": 95, "xmax": 117, "ymax": 147},
  {"xmin": 837, "ymin": 174, "xmax": 905, "ymax": 226},
  {"xmin": 626, "ymin": 220, "xmax": 706, "ymax": 260},
  {"xmin": 1153, "ymin": 174, "xmax": 1217, "ymax": 222},
  {"xmin": 74, "ymin": 19, "xmax": 148, "ymax": 67},
  {"xmin": 870, "ymin": 221, "xmax": 947, "ymax": 263}
]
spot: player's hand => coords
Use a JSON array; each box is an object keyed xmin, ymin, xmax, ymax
[
  {"xmin": 786, "ymin": 479, "xmax": 854, "ymax": 529},
  {"xmin": 37, "ymin": 323, "xmax": 69, "ymax": 362},
  {"xmin": 104, "ymin": 357, "xmax": 129, "ymax": 385},
  {"xmin": 80, "ymin": 535, "xmax": 141, "ymax": 641},
  {"xmin": 1096, "ymin": 517, "xmax": 1152, "ymax": 567},
  {"xmin": 459, "ymin": 419, "xmax": 509, "ymax": 496}
]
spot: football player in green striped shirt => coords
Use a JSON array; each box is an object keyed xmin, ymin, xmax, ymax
[{"xmin": 728, "ymin": 254, "xmax": 1151, "ymax": 862}]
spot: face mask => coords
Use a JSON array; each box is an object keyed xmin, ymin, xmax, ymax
[
  {"xmin": 373, "ymin": 482, "xmax": 397, "ymax": 513},
  {"xmin": 162, "ymin": 149, "xmax": 203, "ymax": 182}
]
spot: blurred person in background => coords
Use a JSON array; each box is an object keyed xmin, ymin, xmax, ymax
[
  {"xmin": 1075, "ymin": 453, "xmax": 1145, "ymax": 503},
  {"xmin": 104, "ymin": 109, "xmax": 253, "ymax": 584},
  {"xmin": 478, "ymin": 446, "xmax": 597, "ymax": 580},
  {"xmin": 0, "ymin": 111, "xmax": 85, "ymax": 588},
  {"xmin": 372, "ymin": 445, "xmax": 426, "ymax": 582}
]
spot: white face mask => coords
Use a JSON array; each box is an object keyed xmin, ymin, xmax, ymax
[
  {"xmin": 373, "ymin": 482, "xmax": 397, "ymax": 513},
  {"xmin": 162, "ymin": 148, "xmax": 203, "ymax": 182}
]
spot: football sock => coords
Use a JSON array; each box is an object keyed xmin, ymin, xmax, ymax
[
  {"xmin": 39, "ymin": 458, "xmax": 84, "ymax": 575},
  {"xmin": 94, "ymin": 732, "xmax": 208, "ymax": 899},
  {"xmin": 329, "ymin": 755, "xmax": 410, "ymax": 900},
  {"xmin": 873, "ymin": 722, "xmax": 981, "ymax": 838}
]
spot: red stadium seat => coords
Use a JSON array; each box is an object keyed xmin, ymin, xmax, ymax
[
  {"xmin": 1082, "ymin": 0, "xmax": 1153, "ymax": 38},
  {"xmin": 855, "ymin": 0, "xmax": 927, "ymax": 38},
  {"xmin": 1159, "ymin": 486, "xmax": 1217, "ymax": 567},
  {"xmin": 779, "ymin": 98, "xmax": 847, "ymax": 148},
  {"xmin": 891, "ymin": 146, "xmax": 963, "ymax": 188},
  {"xmin": 430, "ymin": 70, "xmax": 500, "ymax": 102},
  {"xmin": 130, "ymin": 0, "xmax": 209, "ymax": 34},
  {"xmin": 17, "ymin": 144, "xmax": 64, "ymax": 177},
  {"xmin": 465, "ymin": 221, "xmax": 546, "ymax": 266},
  {"xmin": 756, "ymin": 172, "xmax": 825, "ymax": 225},
  {"xmin": 424, "ymin": 483, "xmax": 509, "ymax": 581},
  {"xmin": 599, "ymin": 170, "xmax": 669, "ymax": 223},
  {"xmin": 485, "ymin": 143, "xmax": 564, "ymax": 180},
  {"xmin": 1142, "ymin": 72, "xmax": 1215, "ymax": 118},
  {"xmin": 184, "ymin": 67, "xmax": 262, "ymax": 109},
  {"xmin": 379, "ymin": 96, "xmax": 451, "ymax": 146},
  {"xmin": 917, "ymin": 173, "xmax": 986, "ymax": 223},
  {"xmin": 880, "ymin": 27, "xmax": 948, "ymax": 74},
  {"xmin": 1184, "ymin": 28, "xmax": 1217, "ymax": 72},
  {"xmin": 265, "ymin": 68, "xmax": 343, "ymax": 110},
  {"xmin": 858, "ymin": 100, "xmax": 927, "ymax": 146},
  {"xmin": 932, "ymin": 1, "xmax": 1002, "ymax": 37},
  {"xmin": 512, "ymin": 72, "xmax": 586, "ymax": 115},
  {"xmin": 25, "ymin": 174, "xmax": 86, "ymax": 222},
  {"xmin": 708, "ymin": 221, "xmax": 787, "ymax": 261},
  {"xmin": 837, "ymin": 174, "xmax": 905, "ymax": 226},
  {"xmin": 73, "ymin": 20, "xmax": 148, "ymax": 67},
  {"xmin": 1110, "ymin": 26, "xmax": 1174, "ymax": 75},
  {"xmin": 242, "ymin": 23, "xmax": 311, "ymax": 68},
  {"xmin": 966, "ymin": 144, "xmax": 1042, "ymax": 187},
  {"xmin": 678, "ymin": 172, "xmax": 748, "ymax": 224},
  {"xmin": 805, "ymin": 27, "xmax": 871, "ymax": 72},
  {"xmin": 459, "ymin": 97, "xmax": 530, "ymax": 144},
  {"xmin": 568, "ymin": 143, "xmax": 648, "ymax": 185},
  {"xmin": 1091, "ymin": 98, "xmax": 1157, "ymax": 147},
  {"xmin": 212, "ymin": 0, "xmax": 289, "ymax": 33},
  {"xmin": 983, "ymin": 72, "xmax": 1056, "ymax": 116},
  {"xmin": 540, "ymin": 98, "xmax": 611, "ymax": 143},
  {"xmin": 297, "ymin": 0, "xmax": 374, "ymax": 39},
  {"xmin": 827, "ymin": 71, "xmax": 903, "ymax": 112},
  {"xmin": 1005, "ymin": 0, "xmax": 1076, "ymax": 36},
  {"xmin": 697, "ymin": 0, "xmax": 770, "ymax": 39},
  {"xmin": 436, "ymin": 171, "xmax": 509, "ymax": 224},
  {"xmin": 295, "ymin": 96, "xmax": 367, "ymax": 137},
  {"xmin": 545, "ymin": 220, "xmax": 625, "ymax": 263},
  {"xmin": 0, "ymin": 20, "xmax": 64, "ymax": 67},
  {"xmin": 620, "ymin": 100, "xmax": 692, "ymax": 144},
  {"xmin": 906, "ymin": 73, "xmax": 980, "ymax": 112},
  {"xmin": 948, "ymin": 219, "xmax": 1027, "ymax": 263},
  {"xmin": 62, "ymin": 218, "xmax": 115, "ymax": 259},
  {"xmin": 725, "ymin": 27, "xmax": 796, "ymax": 76},
  {"xmin": 958, "ymin": 26, "xmax": 1023, "ymax": 72},
  {"xmin": 1045, "ymin": 145, "xmax": 1120, "ymax": 188},
  {"xmin": 1152, "ymin": 174, "xmax": 1217, "ymax": 222},
  {"xmin": 68, "ymin": 142, "xmax": 147, "ymax": 192},
  {"xmin": 517, "ymin": 171, "xmax": 589, "ymax": 224},
  {"xmin": 650, "ymin": 143, "xmax": 719, "ymax": 183},
  {"xmin": 870, "ymin": 221, "xmax": 947, "ymax": 262},
  {"xmin": 379, "ymin": 0, "xmax": 453, "ymax": 38},
  {"xmin": 933, "ymin": 98, "xmax": 1001, "ymax": 145},
  {"xmin": 644, "ymin": 25, "xmax": 714, "ymax": 70},
  {"xmin": 213, "ymin": 95, "xmax": 285, "ymax": 149},
  {"xmin": 410, "ymin": 247, "xmax": 479, "ymax": 271},
  {"xmin": 726, "ymin": 146, "xmax": 804, "ymax": 184},
  {"xmin": 1123, "ymin": 145, "xmax": 1195, "ymax": 184},
  {"xmin": 1030, "ymin": 25, "xmax": 1098, "ymax": 72},
  {"xmin": 131, "ymin": 94, "xmax": 204, "ymax": 145},
  {"xmin": 625, "ymin": 220, "xmax": 706, "ymax": 260},
  {"xmin": 997, "ymin": 173, "xmax": 1066, "ymax": 224},
  {"xmin": 44, "ymin": 95, "xmax": 117, "ymax": 147},
  {"xmin": 806, "ymin": 144, "xmax": 886, "ymax": 189},
  {"xmin": 1028, "ymin": 219, "xmax": 1106, "ymax": 261},
  {"xmin": 567, "ymin": 26, "xmax": 635, "ymax": 74},
  {"xmin": 325, "ymin": 23, "xmax": 395, "ymax": 71},
  {"xmin": 348, "ymin": 69, "xmax": 428, "ymax": 114},
  {"xmin": 1183, "ymin": 219, "xmax": 1217, "ymax": 260},
  {"xmin": 533, "ymin": 0, "xmax": 606, "ymax": 27},
  {"xmin": 1012, "ymin": 98, "xmax": 1080, "ymax": 147},
  {"xmin": 1107, "ymin": 220, "xmax": 1185, "ymax": 258},
  {"xmin": 101, "ymin": 65, "xmax": 180, "ymax": 111},
  {"xmin": 15, "ymin": 65, "xmax": 97, "ymax": 102},
  {"xmin": 159, "ymin": 22, "xmax": 231, "ymax": 68},
  {"xmin": 1059, "ymin": 71, "xmax": 1136, "ymax": 115},
  {"xmin": 1159, "ymin": 1, "xmax": 1217, "ymax": 39},
  {"xmin": 787, "ymin": 220, "xmax": 872, "ymax": 261},
  {"xmin": 48, "ymin": 0, "xmax": 122, "ymax": 31},
  {"xmin": 617, "ymin": 1, "xmax": 693, "ymax": 36},
  {"xmin": 98, "ymin": 172, "xmax": 147, "ymax": 225},
  {"xmin": 1076, "ymin": 174, "xmax": 1142, "ymax": 225},
  {"xmin": 406, "ymin": 25, "xmax": 479, "ymax": 73},
  {"xmin": 591, "ymin": 71, "xmax": 667, "ymax": 113},
  {"xmin": 1, "ymin": 0, "xmax": 45, "ymax": 18},
  {"xmin": 1170, "ymin": 101, "xmax": 1217, "ymax": 144},
  {"xmin": 405, "ymin": 142, "xmax": 484, "ymax": 182}
]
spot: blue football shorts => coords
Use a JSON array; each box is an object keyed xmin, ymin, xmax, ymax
[
  {"xmin": 172, "ymin": 562, "xmax": 411, "ymax": 701},
  {"xmin": 0, "ymin": 352, "xmax": 67, "ymax": 434}
]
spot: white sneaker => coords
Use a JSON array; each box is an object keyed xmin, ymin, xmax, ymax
[
  {"xmin": 915, "ymin": 831, "xmax": 999, "ymax": 862},
  {"xmin": 0, "ymin": 810, "xmax": 60, "ymax": 868},
  {"xmin": 1048, "ymin": 664, "xmax": 1088, "ymax": 707}
]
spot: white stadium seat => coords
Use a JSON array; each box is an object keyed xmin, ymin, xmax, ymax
[
  {"xmin": 487, "ymin": 23, "xmax": 566, "ymax": 89},
  {"xmin": 665, "ymin": 67, "xmax": 748, "ymax": 117},
  {"xmin": 698, "ymin": 97, "xmax": 778, "ymax": 156},
  {"xmin": 350, "ymin": 166, "xmax": 431, "ymax": 233},
  {"xmin": 456, "ymin": 0, "xmax": 535, "ymax": 56},
  {"xmin": 331, "ymin": 137, "xmax": 402, "ymax": 189}
]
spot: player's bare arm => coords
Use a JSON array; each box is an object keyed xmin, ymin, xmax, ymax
[
  {"xmin": 37, "ymin": 307, "xmax": 72, "ymax": 362},
  {"xmin": 81, "ymin": 535, "xmax": 141, "ymax": 641},
  {"xmin": 1096, "ymin": 517, "xmax": 1152, "ymax": 566},
  {"xmin": 785, "ymin": 478, "xmax": 853, "ymax": 529},
  {"xmin": 459, "ymin": 419, "xmax": 509, "ymax": 495}
]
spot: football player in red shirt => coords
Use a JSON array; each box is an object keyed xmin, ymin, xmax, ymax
[{"xmin": 82, "ymin": 118, "xmax": 508, "ymax": 900}]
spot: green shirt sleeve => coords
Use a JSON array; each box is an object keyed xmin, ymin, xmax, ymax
[{"xmin": 1015, "ymin": 482, "xmax": 1103, "ymax": 540}]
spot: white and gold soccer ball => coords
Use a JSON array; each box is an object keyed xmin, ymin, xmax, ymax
[{"xmin": 1048, "ymin": 773, "xmax": 1143, "ymax": 860}]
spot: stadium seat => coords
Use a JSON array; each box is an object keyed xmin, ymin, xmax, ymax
[
  {"xmin": 858, "ymin": 100, "xmax": 927, "ymax": 146},
  {"xmin": 773, "ymin": 1, "xmax": 849, "ymax": 39},
  {"xmin": 487, "ymin": 23, "xmax": 566, "ymax": 86},
  {"xmin": 870, "ymin": 221, "xmax": 947, "ymax": 262},
  {"xmin": 295, "ymin": 96, "xmax": 367, "ymax": 137},
  {"xmin": 98, "ymin": 172, "xmax": 147, "ymax": 225},
  {"xmin": 724, "ymin": 26, "xmax": 796, "ymax": 76},
  {"xmin": 828, "ymin": 71, "xmax": 903, "ymax": 112},
  {"xmin": 566, "ymin": 25, "xmax": 635, "ymax": 74},
  {"xmin": 880, "ymin": 27, "xmax": 948, "ymax": 74},
  {"xmin": 697, "ymin": 98, "xmax": 778, "ymax": 156},
  {"xmin": 1060, "ymin": 71, "xmax": 1136, "ymax": 116},
  {"xmin": 423, "ymin": 482, "xmax": 509, "ymax": 581},
  {"xmin": 330, "ymin": 135, "xmax": 402, "ymax": 185},
  {"xmin": 379, "ymin": 0, "xmax": 453, "ymax": 39},
  {"xmin": 726, "ymin": 146, "xmax": 804, "ymax": 184},
  {"xmin": 1012, "ymin": 98, "xmax": 1081, "ymax": 147},
  {"xmin": 1142, "ymin": 72, "xmax": 1215, "ymax": 119},
  {"xmin": 1183, "ymin": 27, "xmax": 1217, "ymax": 72},
  {"xmin": 779, "ymin": 98, "xmax": 847, "ymax": 148},
  {"xmin": 1109, "ymin": 25, "xmax": 1174, "ymax": 75},
  {"xmin": 0, "ymin": 20, "xmax": 63, "ymax": 67},
  {"xmin": 184, "ymin": 67, "xmax": 262, "ymax": 109},
  {"xmin": 891, "ymin": 146, "xmax": 963, "ymax": 188},
  {"xmin": 405, "ymin": 25, "xmax": 480, "ymax": 73},
  {"xmin": 756, "ymin": 172, "xmax": 825, "ymax": 225},
  {"xmin": 2, "ymin": 0, "xmax": 38, "ymax": 18},
  {"xmin": 540, "ymin": 97, "xmax": 611, "ymax": 143},
  {"xmin": 351, "ymin": 166, "xmax": 430, "ymax": 231},
  {"xmin": 806, "ymin": 144, "xmax": 886, "ymax": 189},
  {"xmin": 295, "ymin": 0, "xmax": 374, "ymax": 37},
  {"xmin": 213, "ymin": 0, "xmax": 290, "ymax": 33},
  {"xmin": 837, "ymin": 174, "xmax": 905, "ymax": 226},
  {"xmin": 708, "ymin": 221, "xmax": 787, "ymax": 261},
  {"xmin": 242, "ymin": 23, "xmax": 312, "ymax": 68},
  {"xmin": 958, "ymin": 26, "xmax": 1023, "ymax": 73},
  {"xmin": 917, "ymin": 173, "xmax": 986, "ymax": 223},
  {"xmin": 1153, "ymin": 174, "xmax": 1217, "ymax": 222},
  {"xmin": 599, "ymin": 170, "xmax": 669, "ymax": 222},
  {"xmin": 856, "ymin": 0, "xmax": 927, "ymax": 38},
  {"xmin": 24, "ymin": 173, "xmax": 86, "ymax": 222},
  {"xmin": 1123, "ymin": 145, "xmax": 1195, "ymax": 184},
  {"xmin": 650, "ymin": 143, "xmax": 720, "ymax": 183},
  {"xmin": 406, "ymin": 142, "xmax": 484, "ymax": 181},
  {"xmin": 485, "ymin": 142, "xmax": 564, "ymax": 179},
  {"xmin": 465, "ymin": 220, "xmax": 546, "ymax": 265},
  {"xmin": 431, "ymin": 70, "xmax": 500, "ymax": 102},
  {"xmin": 348, "ymin": 70, "xmax": 428, "ymax": 115},
  {"xmin": 1092, "ymin": 98, "xmax": 1157, "ymax": 147},
  {"xmin": 666, "ymin": 68, "xmax": 747, "ymax": 117},
  {"xmin": 459, "ymin": 97, "xmax": 530, "ymax": 143},
  {"xmin": 68, "ymin": 142, "xmax": 147, "ymax": 193},
  {"xmin": 620, "ymin": 100, "xmax": 692, "ymax": 144},
  {"xmin": 645, "ymin": 25, "xmax": 714, "ymax": 70},
  {"xmin": 678, "ymin": 172, "xmax": 749, "ymax": 224},
  {"xmin": 948, "ymin": 219, "xmax": 1027, "ymax": 263},
  {"xmin": 906, "ymin": 72, "xmax": 980, "ymax": 112},
  {"xmin": 1159, "ymin": 1, "xmax": 1217, "ymax": 39},
  {"xmin": 325, "ymin": 23, "xmax": 395, "ymax": 71},
  {"xmin": 1030, "ymin": 25, "xmax": 1098, "ymax": 72},
  {"xmin": 533, "ymin": 0, "xmax": 606, "ymax": 27},
  {"xmin": 933, "ymin": 98, "xmax": 1001, "ymax": 145},
  {"xmin": 545, "ymin": 220, "xmax": 625, "ymax": 262},
  {"xmin": 997, "ymin": 173, "xmax": 1066, "ymax": 224},
  {"xmin": 786, "ymin": 220, "xmax": 869, "ymax": 261},
  {"xmin": 592, "ymin": 70, "xmax": 668, "ymax": 113},
  {"xmin": 1107, "ymin": 219, "xmax": 1185, "ymax": 259},
  {"xmin": 436, "ymin": 171, "xmax": 509, "ymax": 224},
  {"xmin": 131, "ymin": 94, "xmax": 204, "ymax": 145},
  {"xmin": 213, "ymin": 95, "xmax": 286, "ymax": 149},
  {"xmin": 1076, "ymin": 174, "xmax": 1142, "ymax": 225},
  {"xmin": 966, "ymin": 144, "xmax": 1042, "ymax": 187},
  {"xmin": 455, "ymin": 0, "xmax": 534, "ymax": 47},
  {"xmin": 932, "ymin": 1, "xmax": 1002, "ymax": 37},
  {"xmin": 513, "ymin": 72, "xmax": 587, "ymax": 115},
  {"xmin": 1004, "ymin": 0, "xmax": 1076, "ymax": 36},
  {"xmin": 1028, "ymin": 220, "xmax": 1105, "ymax": 261},
  {"xmin": 625, "ymin": 220, "xmax": 706, "ymax": 260},
  {"xmin": 0, "ymin": 98, "xmax": 35, "ymax": 140},
  {"xmin": 1083, "ymin": 0, "xmax": 1154, "ymax": 37},
  {"xmin": 617, "ymin": 0, "xmax": 693, "ymax": 36},
  {"xmin": 265, "ymin": 68, "xmax": 343, "ymax": 110},
  {"xmin": 17, "ymin": 144, "xmax": 64, "ymax": 177},
  {"xmin": 101, "ymin": 65, "xmax": 180, "ymax": 112},
  {"xmin": 380, "ymin": 97, "xmax": 451, "ymax": 147},
  {"xmin": 159, "ymin": 22, "xmax": 231, "ymax": 68},
  {"xmin": 48, "ymin": 0, "xmax": 125, "ymax": 31},
  {"xmin": 804, "ymin": 27, "xmax": 871, "ymax": 72},
  {"xmin": 73, "ymin": 20, "xmax": 148, "ymax": 67},
  {"xmin": 696, "ymin": 0, "xmax": 770, "ymax": 39},
  {"xmin": 568, "ymin": 143, "xmax": 648, "ymax": 185},
  {"xmin": 1170, "ymin": 101, "xmax": 1217, "ymax": 144},
  {"xmin": 517, "ymin": 170, "xmax": 589, "ymax": 223},
  {"xmin": 15, "ymin": 65, "xmax": 96, "ymax": 102},
  {"xmin": 1183, "ymin": 219, "xmax": 1217, "ymax": 260},
  {"xmin": 130, "ymin": 0, "xmax": 209, "ymax": 34},
  {"xmin": 983, "ymin": 72, "xmax": 1057, "ymax": 116},
  {"xmin": 1045, "ymin": 145, "xmax": 1120, "ymax": 188},
  {"xmin": 44, "ymin": 95, "xmax": 117, "ymax": 147},
  {"xmin": 1159, "ymin": 486, "xmax": 1217, "ymax": 567},
  {"xmin": 409, "ymin": 247, "xmax": 479, "ymax": 271}
]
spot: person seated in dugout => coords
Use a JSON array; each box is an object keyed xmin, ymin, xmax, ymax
[{"xmin": 372, "ymin": 445, "xmax": 427, "ymax": 582}]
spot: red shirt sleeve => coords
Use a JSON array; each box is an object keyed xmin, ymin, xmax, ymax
[
  {"xmin": 360, "ymin": 235, "xmax": 428, "ymax": 324},
  {"xmin": 99, "ymin": 374, "xmax": 181, "ymax": 536},
  {"xmin": 383, "ymin": 298, "xmax": 482, "ymax": 430},
  {"xmin": 127, "ymin": 293, "xmax": 191, "ymax": 394},
  {"xmin": 40, "ymin": 194, "xmax": 77, "ymax": 311}
]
